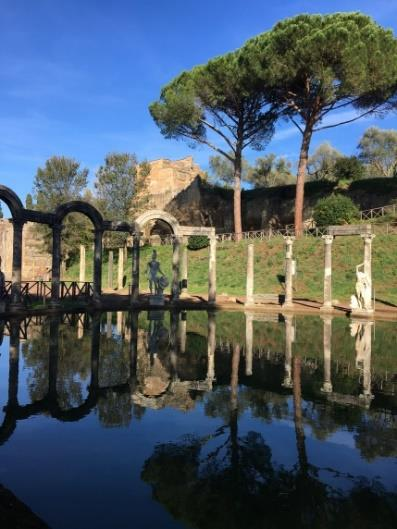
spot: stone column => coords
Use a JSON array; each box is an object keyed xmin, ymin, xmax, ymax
[
  {"xmin": 108, "ymin": 250, "xmax": 113, "ymax": 289},
  {"xmin": 321, "ymin": 316, "xmax": 333, "ymax": 393},
  {"xmin": 208, "ymin": 236, "xmax": 217, "ymax": 304},
  {"xmin": 171, "ymin": 236, "xmax": 180, "ymax": 301},
  {"xmin": 131, "ymin": 234, "xmax": 140, "ymax": 302},
  {"xmin": 50, "ymin": 223, "xmax": 62, "ymax": 305},
  {"xmin": 207, "ymin": 311, "xmax": 216, "ymax": 384},
  {"xmin": 283, "ymin": 236, "xmax": 295, "ymax": 308},
  {"xmin": 245, "ymin": 244, "xmax": 254, "ymax": 306},
  {"xmin": 10, "ymin": 219, "xmax": 24, "ymax": 309},
  {"xmin": 321, "ymin": 235, "xmax": 334, "ymax": 311},
  {"xmin": 282, "ymin": 314, "xmax": 294, "ymax": 388},
  {"xmin": 118, "ymin": 247, "xmax": 124, "ymax": 290},
  {"xmin": 93, "ymin": 228, "xmax": 103, "ymax": 301},
  {"xmin": 181, "ymin": 240, "xmax": 188, "ymax": 296},
  {"xmin": 79, "ymin": 245, "xmax": 86, "ymax": 283},
  {"xmin": 362, "ymin": 234, "xmax": 375, "ymax": 311},
  {"xmin": 117, "ymin": 311, "xmax": 123, "ymax": 336},
  {"xmin": 245, "ymin": 312, "xmax": 253, "ymax": 375},
  {"xmin": 106, "ymin": 312, "xmax": 112, "ymax": 338}
]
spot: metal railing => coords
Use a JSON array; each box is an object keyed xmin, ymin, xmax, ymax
[{"xmin": 1, "ymin": 280, "xmax": 94, "ymax": 304}]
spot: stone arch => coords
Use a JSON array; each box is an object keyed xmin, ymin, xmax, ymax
[
  {"xmin": 134, "ymin": 209, "xmax": 180, "ymax": 235},
  {"xmin": 0, "ymin": 185, "xmax": 24, "ymax": 220},
  {"xmin": 54, "ymin": 201, "xmax": 103, "ymax": 230}
]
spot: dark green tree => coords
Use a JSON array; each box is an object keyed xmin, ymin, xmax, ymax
[
  {"xmin": 150, "ymin": 52, "xmax": 278, "ymax": 239},
  {"xmin": 334, "ymin": 155, "xmax": 365, "ymax": 182},
  {"xmin": 247, "ymin": 153, "xmax": 294, "ymax": 187},
  {"xmin": 33, "ymin": 156, "xmax": 90, "ymax": 261},
  {"xmin": 358, "ymin": 126, "xmax": 397, "ymax": 177},
  {"xmin": 242, "ymin": 13, "xmax": 397, "ymax": 235},
  {"xmin": 95, "ymin": 152, "xmax": 136, "ymax": 247},
  {"xmin": 313, "ymin": 194, "xmax": 359, "ymax": 226}
]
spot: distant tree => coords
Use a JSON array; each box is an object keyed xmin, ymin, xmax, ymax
[
  {"xmin": 208, "ymin": 154, "xmax": 251, "ymax": 187},
  {"xmin": 334, "ymin": 156, "xmax": 365, "ymax": 182},
  {"xmin": 358, "ymin": 127, "xmax": 397, "ymax": 177},
  {"xmin": 307, "ymin": 142, "xmax": 343, "ymax": 181},
  {"xmin": 243, "ymin": 13, "xmax": 397, "ymax": 235},
  {"xmin": 95, "ymin": 153, "xmax": 136, "ymax": 247},
  {"xmin": 33, "ymin": 156, "xmax": 89, "ymax": 262},
  {"xmin": 0, "ymin": 202, "xmax": 3, "ymax": 219},
  {"xmin": 150, "ymin": 52, "xmax": 278, "ymax": 239},
  {"xmin": 247, "ymin": 154, "xmax": 294, "ymax": 187},
  {"xmin": 25, "ymin": 193, "xmax": 33, "ymax": 209},
  {"xmin": 130, "ymin": 160, "xmax": 153, "ymax": 217}
]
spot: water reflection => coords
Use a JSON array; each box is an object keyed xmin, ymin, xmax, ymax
[{"xmin": 0, "ymin": 310, "xmax": 396, "ymax": 528}]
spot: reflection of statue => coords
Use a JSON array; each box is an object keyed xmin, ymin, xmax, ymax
[
  {"xmin": 350, "ymin": 263, "xmax": 371, "ymax": 310},
  {"xmin": 350, "ymin": 321, "xmax": 373, "ymax": 404},
  {"xmin": 146, "ymin": 250, "xmax": 169, "ymax": 295},
  {"xmin": 0, "ymin": 256, "xmax": 5, "ymax": 298}
]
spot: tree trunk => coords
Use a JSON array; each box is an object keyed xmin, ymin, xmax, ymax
[
  {"xmin": 233, "ymin": 154, "xmax": 243, "ymax": 242},
  {"xmin": 295, "ymin": 126, "xmax": 313, "ymax": 237}
]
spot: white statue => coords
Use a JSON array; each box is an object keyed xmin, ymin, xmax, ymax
[
  {"xmin": 350, "ymin": 263, "xmax": 371, "ymax": 310},
  {"xmin": 146, "ymin": 250, "xmax": 169, "ymax": 295}
]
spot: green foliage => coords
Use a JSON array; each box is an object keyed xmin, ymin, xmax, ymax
[
  {"xmin": 313, "ymin": 194, "xmax": 359, "ymax": 226},
  {"xmin": 187, "ymin": 235, "xmax": 209, "ymax": 250},
  {"xmin": 307, "ymin": 142, "xmax": 343, "ymax": 181},
  {"xmin": 358, "ymin": 126, "xmax": 397, "ymax": 177},
  {"xmin": 247, "ymin": 154, "xmax": 294, "ymax": 187},
  {"xmin": 208, "ymin": 154, "xmax": 251, "ymax": 187},
  {"xmin": 0, "ymin": 202, "xmax": 3, "ymax": 219},
  {"xmin": 25, "ymin": 193, "xmax": 33, "ymax": 209},
  {"xmin": 95, "ymin": 152, "xmax": 136, "ymax": 247},
  {"xmin": 334, "ymin": 156, "xmax": 365, "ymax": 182},
  {"xmin": 130, "ymin": 160, "xmax": 153, "ymax": 217},
  {"xmin": 33, "ymin": 156, "xmax": 90, "ymax": 261}
]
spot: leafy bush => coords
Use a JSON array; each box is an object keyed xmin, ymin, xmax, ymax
[
  {"xmin": 313, "ymin": 194, "xmax": 359, "ymax": 226},
  {"xmin": 187, "ymin": 235, "xmax": 210, "ymax": 250},
  {"xmin": 333, "ymin": 156, "xmax": 365, "ymax": 181}
]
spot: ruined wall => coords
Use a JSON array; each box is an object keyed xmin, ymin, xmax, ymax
[{"xmin": 0, "ymin": 219, "xmax": 52, "ymax": 280}]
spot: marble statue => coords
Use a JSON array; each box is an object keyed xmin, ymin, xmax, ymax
[
  {"xmin": 146, "ymin": 250, "xmax": 169, "ymax": 295},
  {"xmin": 350, "ymin": 263, "xmax": 371, "ymax": 310}
]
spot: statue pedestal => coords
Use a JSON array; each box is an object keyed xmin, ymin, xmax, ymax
[{"xmin": 149, "ymin": 294, "xmax": 165, "ymax": 306}]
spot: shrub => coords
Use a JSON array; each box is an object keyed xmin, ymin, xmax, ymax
[
  {"xmin": 187, "ymin": 235, "xmax": 210, "ymax": 250},
  {"xmin": 313, "ymin": 194, "xmax": 359, "ymax": 226}
]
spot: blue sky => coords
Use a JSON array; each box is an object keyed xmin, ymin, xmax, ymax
[{"xmin": 1, "ymin": 0, "xmax": 397, "ymax": 210}]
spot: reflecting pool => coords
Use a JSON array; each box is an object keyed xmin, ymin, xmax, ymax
[{"xmin": 0, "ymin": 311, "xmax": 396, "ymax": 528}]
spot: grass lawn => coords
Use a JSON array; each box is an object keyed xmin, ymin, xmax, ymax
[{"xmin": 65, "ymin": 234, "xmax": 397, "ymax": 305}]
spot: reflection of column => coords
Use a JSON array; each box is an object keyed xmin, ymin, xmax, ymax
[
  {"xmin": 171, "ymin": 237, "xmax": 180, "ymax": 301},
  {"xmin": 77, "ymin": 316, "xmax": 84, "ymax": 339},
  {"xmin": 178, "ymin": 311, "xmax": 187, "ymax": 354},
  {"xmin": 106, "ymin": 312, "xmax": 112, "ymax": 338},
  {"xmin": 169, "ymin": 311, "xmax": 179, "ymax": 379},
  {"xmin": 321, "ymin": 316, "xmax": 333, "ymax": 393},
  {"xmin": 10, "ymin": 220, "xmax": 24, "ymax": 308},
  {"xmin": 181, "ymin": 241, "xmax": 188, "ymax": 296},
  {"xmin": 207, "ymin": 312, "xmax": 216, "ymax": 383},
  {"xmin": 131, "ymin": 234, "xmax": 140, "ymax": 301},
  {"xmin": 117, "ymin": 311, "xmax": 123, "ymax": 336},
  {"xmin": 93, "ymin": 229, "xmax": 103, "ymax": 301},
  {"xmin": 79, "ymin": 245, "xmax": 86, "ymax": 283},
  {"xmin": 118, "ymin": 247, "xmax": 124, "ymax": 290},
  {"xmin": 362, "ymin": 234, "xmax": 375, "ymax": 311},
  {"xmin": 90, "ymin": 315, "xmax": 101, "ymax": 390},
  {"xmin": 129, "ymin": 311, "xmax": 139, "ymax": 388},
  {"xmin": 245, "ymin": 313, "xmax": 253, "ymax": 376},
  {"xmin": 48, "ymin": 315, "xmax": 60, "ymax": 400},
  {"xmin": 50, "ymin": 224, "xmax": 62, "ymax": 305},
  {"xmin": 245, "ymin": 244, "xmax": 254, "ymax": 306},
  {"xmin": 208, "ymin": 236, "xmax": 217, "ymax": 304},
  {"xmin": 8, "ymin": 319, "xmax": 20, "ymax": 406},
  {"xmin": 321, "ymin": 235, "xmax": 334, "ymax": 311},
  {"xmin": 293, "ymin": 356, "xmax": 308, "ymax": 472},
  {"xmin": 282, "ymin": 314, "xmax": 294, "ymax": 388},
  {"xmin": 108, "ymin": 250, "xmax": 114, "ymax": 289},
  {"xmin": 283, "ymin": 236, "xmax": 295, "ymax": 308}
]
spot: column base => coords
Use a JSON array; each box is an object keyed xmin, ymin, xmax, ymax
[
  {"xmin": 320, "ymin": 304, "xmax": 334, "ymax": 313},
  {"xmin": 282, "ymin": 377, "xmax": 293, "ymax": 389},
  {"xmin": 282, "ymin": 302, "xmax": 294, "ymax": 311},
  {"xmin": 8, "ymin": 301, "xmax": 25, "ymax": 313},
  {"xmin": 321, "ymin": 382, "xmax": 333, "ymax": 393}
]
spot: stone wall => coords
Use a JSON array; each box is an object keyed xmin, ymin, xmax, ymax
[{"xmin": 0, "ymin": 219, "xmax": 52, "ymax": 280}]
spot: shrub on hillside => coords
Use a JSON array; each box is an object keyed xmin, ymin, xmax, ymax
[
  {"xmin": 313, "ymin": 194, "xmax": 359, "ymax": 226},
  {"xmin": 187, "ymin": 235, "xmax": 209, "ymax": 250},
  {"xmin": 333, "ymin": 156, "xmax": 365, "ymax": 182}
]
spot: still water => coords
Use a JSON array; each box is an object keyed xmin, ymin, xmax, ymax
[{"xmin": 0, "ymin": 310, "xmax": 396, "ymax": 529}]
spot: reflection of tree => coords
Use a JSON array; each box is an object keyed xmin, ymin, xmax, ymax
[{"xmin": 142, "ymin": 351, "xmax": 397, "ymax": 529}]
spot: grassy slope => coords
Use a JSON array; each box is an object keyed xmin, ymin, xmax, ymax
[{"xmin": 65, "ymin": 234, "xmax": 397, "ymax": 305}]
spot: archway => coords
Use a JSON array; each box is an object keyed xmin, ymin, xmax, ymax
[{"xmin": 52, "ymin": 202, "xmax": 105, "ymax": 303}]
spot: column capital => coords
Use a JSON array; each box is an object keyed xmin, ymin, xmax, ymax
[
  {"xmin": 10, "ymin": 218, "xmax": 25, "ymax": 229},
  {"xmin": 361, "ymin": 234, "xmax": 376, "ymax": 242},
  {"xmin": 283, "ymin": 235, "xmax": 295, "ymax": 245},
  {"xmin": 322, "ymin": 234, "xmax": 334, "ymax": 244}
]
